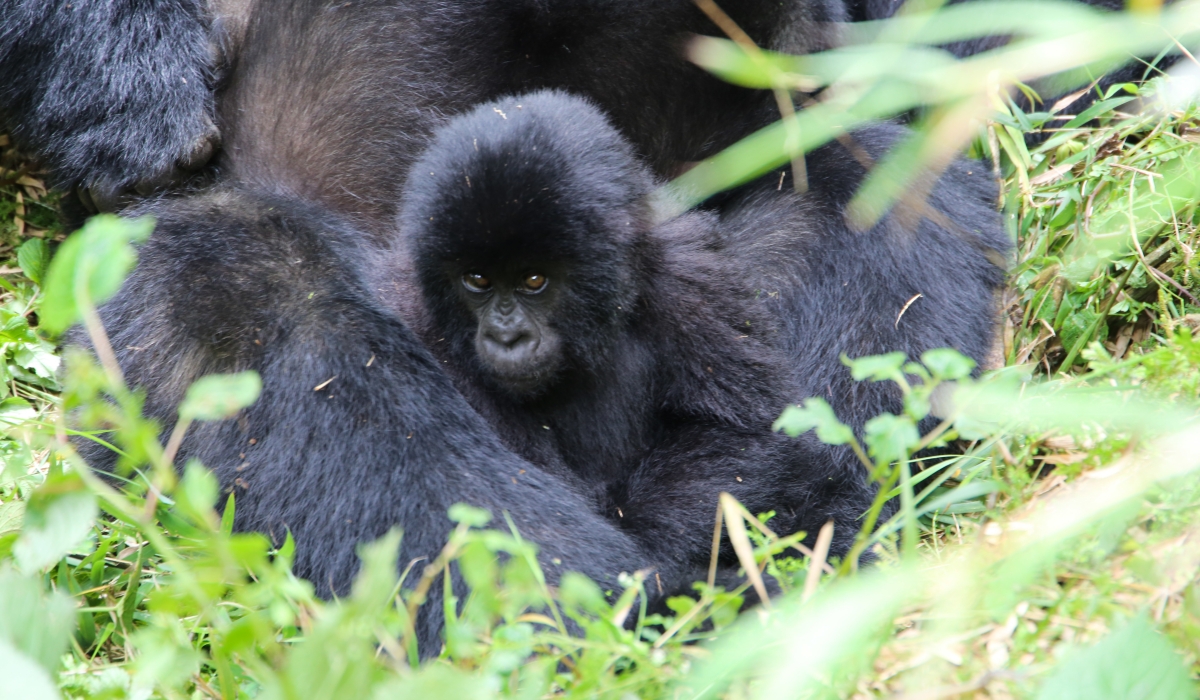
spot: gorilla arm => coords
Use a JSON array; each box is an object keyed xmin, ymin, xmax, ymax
[{"xmin": 0, "ymin": 0, "xmax": 224, "ymax": 207}]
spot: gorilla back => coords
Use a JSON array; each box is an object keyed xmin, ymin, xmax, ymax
[
  {"xmin": 218, "ymin": 0, "xmax": 845, "ymax": 234},
  {"xmin": 69, "ymin": 188, "xmax": 678, "ymax": 653}
]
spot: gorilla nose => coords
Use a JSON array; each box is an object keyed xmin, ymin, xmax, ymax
[{"xmin": 485, "ymin": 327, "xmax": 532, "ymax": 349}]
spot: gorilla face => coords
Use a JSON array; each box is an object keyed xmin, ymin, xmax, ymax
[{"xmin": 454, "ymin": 261, "xmax": 566, "ymax": 396}]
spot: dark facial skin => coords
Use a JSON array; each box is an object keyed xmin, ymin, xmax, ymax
[{"xmin": 457, "ymin": 264, "xmax": 564, "ymax": 396}]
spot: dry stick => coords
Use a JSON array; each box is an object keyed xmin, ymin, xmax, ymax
[
  {"xmin": 401, "ymin": 526, "xmax": 468, "ymax": 659},
  {"xmin": 692, "ymin": 0, "xmax": 807, "ymax": 191},
  {"xmin": 719, "ymin": 493, "xmax": 772, "ymax": 609},
  {"xmin": 1132, "ymin": 220, "xmax": 1200, "ymax": 305},
  {"xmin": 801, "ymin": 520, "xmax": 834, "ymax": 603},
  {"xmin": 707, "ymin": 502, "xmax": 724, "ymax": 590},
  {"xmin": 728, "ymin": 495, "xmax": 835, "ymax": 572}
]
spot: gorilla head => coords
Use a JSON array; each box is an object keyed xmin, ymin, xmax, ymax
[{"xmin": 402, "ymin": 90, "xmax": 657, "ymax": 398}]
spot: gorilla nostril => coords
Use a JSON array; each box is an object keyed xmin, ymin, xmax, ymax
[{"xmin": 487, "ymin": 327, "xmax": 530, "ymax": 349}]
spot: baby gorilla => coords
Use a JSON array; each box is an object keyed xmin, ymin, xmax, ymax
[{"xmin": 388, "ymin": 90, "xmax": 877, "ymax": 565}]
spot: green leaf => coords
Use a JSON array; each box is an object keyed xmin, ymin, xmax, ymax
[
  {"xmin": 15, "ymin": 239, "xmax": 49, "ymax": 287},
  {"xmin": 921, "ymin": 348, "xmax": 977, "ymax": 381},
  {"xmin": 559, "ymin": 571, "xmax": 609, "ymax": 616},
  {"xmin": 351, "ymin": 528, "xmax": 402, "ymax": 610},
  {"xmin": 40, "ymin": 215, "xmax": 153, "ymax": 335},
  {"xmin": 448, "ymin": 503, "xmax": 492, "ymax": 528},
  {"xmin": 0, "ymin": 639, "xmax": 59, "ymax": 700},
  {"xmin": 179, "ymin": 371, "xmax": 262, "ymax": 421},
  {"xmin": 376, "ymin": 664, "xmax": 493, "ymax": 700},
  {"xmin": 0, "ymin": 398, "xmax": 36, "ymax": 427},
  {"xmin": 277, "ymin": 528, "xmax": 296, "ymax": 567},
  {"xmin": 13, "ymin": 344, "xmax": 61, "ymax": 386},
  {"xmin": 220, "ymin": 492, "xmax": 237, "ymax": 536},
  {"xmin": 773, "ymin": 398, "xmax": 855, "ymax": 445},
  {"xmin": 0, "ymin": 568, "xmax": 75, "ymax": 671},
  {"xmin": 175, "ymin": 460, "xmax": 219, "ymax": 525},
  {"xmin": 1060, "ymin": 308, "xmax": 1105, "ymax": 358},
  {"xmin": 13, "ymin": 473, "xmax": 98, "ymax": 574},
  {"xmin": 845, "ymin": 352, "xmax": 907, "ymax": 383},
  {"xmin": 863, "ymin": 413, "xmax": 920, "ymax": 465},
  {"xmin": 1036, "ymin": 617, "xmax": 1193, "ymax": 700},
  {"xmin": 0, "ymin": 440, "xmax": 33, "ymax": 483},
  {"xmin": 686, "ymin": 36, "xmax": 808, "ymax": 90},
  {"xmin": 0, "ymin": 501, "xmax": 23, "ymax": 538},
  {"xmin": 130, "ymin": 625, "xmax": 202, "ymax": 692}
]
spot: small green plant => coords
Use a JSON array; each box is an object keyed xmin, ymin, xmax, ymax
[{"xmin": 774, "ymin": 348, "xmax": 990, "ymax": 567}]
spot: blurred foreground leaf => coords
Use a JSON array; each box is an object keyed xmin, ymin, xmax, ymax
[
  {"xmin": 0, "ymin": 568, "xmax": 74, "ymax": 671},
  {"xmin": 13, "ymin": 473, "xmax": 96, "ymax": 574},
  {"xmin": 40, "ymin": 214, "xmax": 152, "ymax": 335},
  {"xmin": 0, "ymin": 638, "xmax": 60, "ymax": 700},
  {"xmin": 1036, "ymin": 617, "xmax": 1193, "ymax": 700},
  {"xmin": 179, "ymin": 371, "xmax": 262, "ymax": 422}
]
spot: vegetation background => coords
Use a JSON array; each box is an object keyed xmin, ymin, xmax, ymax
[{"xmin": 2, "ymin": 1, "xmax": 1200, "ymax": 698}]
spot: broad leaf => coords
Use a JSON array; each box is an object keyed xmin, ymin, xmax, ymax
[
  {"xmin": 0, "ymin": 398, "xmax": 36, "ymax": 427},
  {"xmin": 845, "ymin": 352, "xmax": 907, "ymax": 383},
  {"xmin": 40, "ymin": 215, "xmax": 153, "ymax": 335},
  {"xmin": 921, "ymin": 348, "xmax": 977, "ymax": 380},
  {"xmin": 14, "ymin": 473, "xmax": 97, "ymax": 574},
  {"xmin": 179, "ymin": 371, "xmax": 262, "ymax": 421},
  {"xmin": 773, "ymin": 398, "xmax": 855, "ymax": 445},
  {"xmin": 0, "ymin": 568, "xmax": 75, "ymax": 671},
  {"xmin": 0, "ymin": 639, "xmax": 59, "ymax": 700},
  {"xmin": 1036, "ymin": 617, "xmax": 1193, "ymax": 700},
  {"xmin": 16, "ymin": 238, "xmax": 49, "ymax": 287},
  {"xmin": 863, "ymin": 413, "xmax": 920, "ymax": 465}
]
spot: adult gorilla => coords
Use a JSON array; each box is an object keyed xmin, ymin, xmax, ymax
[{"xmin": 26, "ymin": 0, "xmax": 1006, "ymax": 591}]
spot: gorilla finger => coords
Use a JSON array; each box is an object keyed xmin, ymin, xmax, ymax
[
  {"xmin": 86, "ymin": 180, "xmax": 130, "ymax": 213},
  {"xmin": 177, "ymin": 116, "xmax": 221, "ymax": 173},
  {"xmin": 74, "ymin": 186, "xmax": 99, "ymax": 215}
]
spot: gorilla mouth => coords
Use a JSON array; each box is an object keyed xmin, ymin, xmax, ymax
[{"xmin": 479, "ymin": 348, "xmax": 563, "ymax": 397}]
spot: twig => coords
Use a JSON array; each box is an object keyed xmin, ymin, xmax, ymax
[{"xmin": 801, "ymin": 520, "xmax": 834, "ymax": 603}]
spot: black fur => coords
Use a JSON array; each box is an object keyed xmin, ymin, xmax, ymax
[
  {"xmin": 3, "ymin": 0, "xmax": 1179, "ymax": 206},
  {"xmin": 70, "ymin": 188, "xmax": 716, "ymax": 653},
  {"xmin": 218, "ymin": 0, "xmax": 847, "ymax": 234},
  {"xmin": 725, "ymin": 122, "xmax": 1010, "ymax": 430},
  {"xmin": 4, "ymin": 0, "xmax": 846, "ymax": 225},
  {"xmin": 0, "ymin": 0, "xmax": 220, "ymax": 204}
]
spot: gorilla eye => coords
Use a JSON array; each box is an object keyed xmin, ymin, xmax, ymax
[
  {"xmin": 462, "ymin": 273, "xmax": 492, "ymax": 292},
  {"xmin": 521, "ymin": 274, "xmax": 548, "ymax": 293}
]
